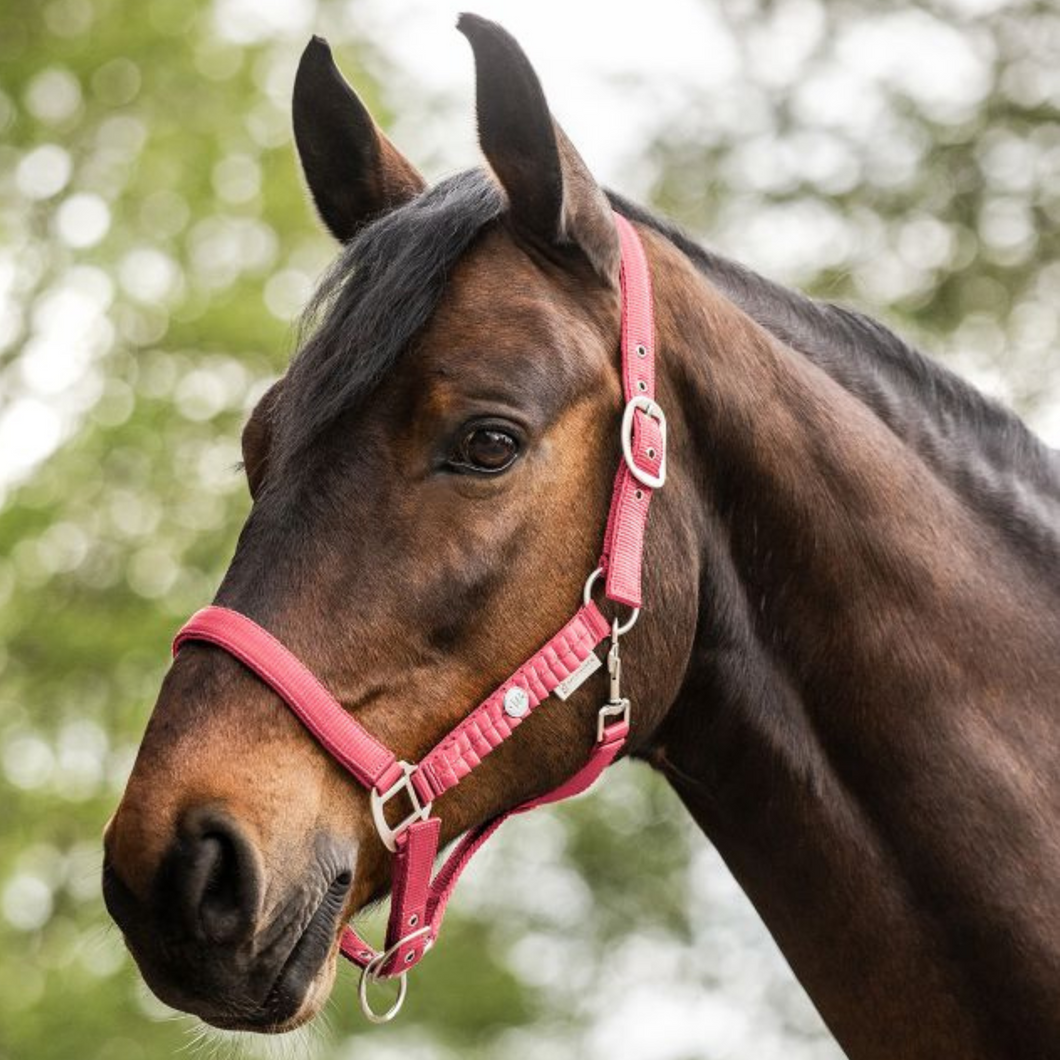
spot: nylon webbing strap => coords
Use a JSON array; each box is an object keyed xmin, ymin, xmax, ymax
[
  {"xmin": 174, "ymin": 607, "xmax": 402, "ymax": 793},
  {"xmin": 599, "ymin": 213, "xmax": 663, "ymax": 609}
]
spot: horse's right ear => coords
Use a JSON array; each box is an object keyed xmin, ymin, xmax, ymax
[{"xmin": 293, "ymin": 37, "xmax": 425, "ymax": 242}]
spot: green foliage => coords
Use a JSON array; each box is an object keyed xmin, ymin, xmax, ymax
[{"xmin": 645, "ymin": 0, "xmax": 1060, "ymax": 427}]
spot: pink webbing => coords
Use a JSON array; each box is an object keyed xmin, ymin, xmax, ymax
[
  {"xmin": 339, "ymin": 713, "xmax": 629, "ymax": 972},
  {"xmin": 335, "ymin": 597, "xmax": 617, "ymax": 975},
  {"xmin": 338, "ymin": 817, "xmax": 440, "ymax": 974},
  {"xmin": 173, "ymin": 607, "xmax": 402, "ymax": 793},
  {"xmin": 413, "ymin": 602, "xmax": 611, "ymax": 803},
  {"xmin": 424, "ymin": 715, "xmax": 629, "ymax": 932},
  {"xmin": 599, "ymin": 213, "xmax": 662, "ymax": 609}
]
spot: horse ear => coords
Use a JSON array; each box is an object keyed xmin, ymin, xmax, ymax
[
  {"xmin": 293, "ymin": 36, "xmax": 425, "ymax": 242},
  {"xmin": 457, "ymin": 14, "xmax": 620, "ymax": 286}
]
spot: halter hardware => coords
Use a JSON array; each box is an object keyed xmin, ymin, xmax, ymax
[
  {"xmin": 621, "ymin": 394, "xmax": 667, "ymax": 489},
  {"xmin": 357, "ymin": 927, "xmax": 432, "ymax": 1023},
  {"xmin": 583, "ymin": 567, "xmax": 639, "ymax": 635},
  {"xmin": 598, "ymin": 623, "xmax": 631, "ymax": 741},
  {"xmin": 172, "ymin": 213, "xmax": 663, "ymax": 1025},
  {"xmin": 371, "ymin": 761, "xmax": 433, "ymax": 853}
]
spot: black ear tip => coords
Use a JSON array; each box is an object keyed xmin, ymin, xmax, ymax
[
  {"xmin": 297, "ymin": 36, "xmax": 335, "ymax": 83},
  {"xmin": 304, "ymin": 35, "xmax": 331, "ymax": 56},
  {"xmin": 456, "ymin": 12, "xmax": 502, "ymax": 42}
]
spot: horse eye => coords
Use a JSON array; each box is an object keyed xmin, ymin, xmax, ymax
[{"xmin": 453, "ymin": 427, "xmax": 520, "ymax": 474}]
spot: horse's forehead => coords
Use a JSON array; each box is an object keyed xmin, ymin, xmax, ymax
[{"xmin": 420, "ymin": 228, "xmax": 615, "ymax": 367}]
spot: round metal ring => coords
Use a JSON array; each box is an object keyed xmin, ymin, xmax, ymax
[
  {"xmin": 358, "ymin": 960, "xmax": 408, "ymax": 1024},
  {"xmin": 356, "ymin": 926, "xmax": 432, "ymax": 1022},
  {"xmin": 581, "ymin": 567, "xmax": 640, "ymax": 635}
]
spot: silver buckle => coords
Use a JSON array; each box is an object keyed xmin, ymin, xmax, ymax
[
  {"xmin": 620, "ymin": 395, "xmax": 667, "ymax": 490},
  {"xmin": 370, "ymin": 762, "xmax": 433, "ymax": 853}
]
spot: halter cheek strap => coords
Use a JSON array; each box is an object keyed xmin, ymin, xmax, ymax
[{"xmin": 172, "ymin": 212, "xmax": 665, "ymax": 1022}]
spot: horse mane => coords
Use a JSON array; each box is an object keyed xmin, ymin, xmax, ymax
[
  {"xmin": 607, "ymin": 191, "xmax": 1060, "ymax": 567},
  {"xmin": 281, "ymin": 167, "xmax": 1059, "ymax": 561},
  {"xmin": 278, "ymin": 170, "xmax": 505, "ymax": 463}
]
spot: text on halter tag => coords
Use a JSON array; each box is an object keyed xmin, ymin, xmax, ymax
[{"xmin": 552, "ymin": 652, "xmax": 603, "ymax": 701}]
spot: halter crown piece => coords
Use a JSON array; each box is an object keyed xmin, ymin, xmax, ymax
[{"xmin": 173, "ymin": 213, "xmax": 666, "ymax": 1022}]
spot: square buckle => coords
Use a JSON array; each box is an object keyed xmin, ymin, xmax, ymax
[{"xmin": 371, "ymin": 762, "xmax": 433, "ymax": 852}]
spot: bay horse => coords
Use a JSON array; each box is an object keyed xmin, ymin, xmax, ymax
[{"xmin": 102, "ymin": 14, "xmax": 1060, "ymax": 1058}]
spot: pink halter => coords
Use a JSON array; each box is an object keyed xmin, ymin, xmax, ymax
[{"xmin": 172, "ymin": 213, "xmax": 666, "ymax": 1022}]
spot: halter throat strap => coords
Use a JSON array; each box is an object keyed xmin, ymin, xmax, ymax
[{"xmin": 172, "ymin": 212, "xmax": 664, "ymax": 1020}]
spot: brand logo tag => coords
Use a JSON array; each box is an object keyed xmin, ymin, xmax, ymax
[{"xmin": 553, "ymin": 652, "xmax": 602, "ymax": 701}]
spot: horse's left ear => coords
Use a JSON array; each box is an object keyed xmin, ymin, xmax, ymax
[{"xmin": 457, "ymin": 14, "xmax": 620, "ymax": 287}]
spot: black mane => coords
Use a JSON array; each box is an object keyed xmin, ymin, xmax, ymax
[
  {"xmin": 280, "ymin": 169, "xmax": 1059, "ymax": 559},
  {"xmin": 277, "ymin": 170, "xmax": 504, "ymax": 462},
  {"xmin": 608, "ymin": 191, "xmax": 1060, "ymax": 565}
]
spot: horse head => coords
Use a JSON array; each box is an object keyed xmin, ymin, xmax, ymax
[{"xmin": 102, "ymin": 16, "xmax": 692, "ymax": 1031}]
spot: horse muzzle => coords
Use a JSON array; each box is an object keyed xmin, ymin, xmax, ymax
[{"xmin": 102, "ymin": 805, "xmax": 354, "ymax": 1031}]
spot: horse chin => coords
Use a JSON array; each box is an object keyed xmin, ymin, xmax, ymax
[
  {"xmin": 199, "ymin": 947, "xmax": 339, "ymax": 1034},
  {"xmin": 195, "ymin": 978, "xmax": 335, "ymax": 1045},
  {"xmin": 260, "ymin": 955, "xmax": 339, "ymax": 1034}
]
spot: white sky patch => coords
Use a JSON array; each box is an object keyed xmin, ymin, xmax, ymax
[
  {"xmin": 213, "ymin": 0, "xmax": 316, "ymax": 45},
  {"xmin": 1, "ymin": 873, "xmax": 53, "ymax": 932},
  {"xmin": 0, "ymin": 265, "xmax": 114, "ymax": 491},
  {"xmin": 1029, "ymin": 399, "xmax": 1060, "ymax": 447},
  {"xmin": 837, "ymin": 10, "xmax": 992, "ymax": 121},
  {"xmin": 117, "ymin": 246, "xmax": 182, "ymax": 303},
  {"xmin": 24, "ymin": 66, "xmax": 83, "ymax": 125}
]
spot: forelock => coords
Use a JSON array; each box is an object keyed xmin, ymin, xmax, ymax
[{"xmin": 275, "ymin": 168, "xmax": 506, "ymax": 463}]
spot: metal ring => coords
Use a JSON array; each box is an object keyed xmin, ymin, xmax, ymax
[
  {"xmin": 358, "ymin": 962, "xmax": 408, "ymax": 1024},
  {"xmin": 581, "ymin": 567, "xmax": 639, "ymax": 635},
  {"xmin": 356, "ymin": 927, "xmax": 431, "ymax": 1023}
]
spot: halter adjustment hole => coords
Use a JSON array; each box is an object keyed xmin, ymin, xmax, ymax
[
  {"xmin": 408, "ymin": 914, "xmax": 419, "ymax": 927},
  {"xmin": 635, "ymin": 344, "xmax": 647, "ymax": 357},
  {"xmin": 636, "ymin": 380, "xmax": 648, "ymax": 392}
]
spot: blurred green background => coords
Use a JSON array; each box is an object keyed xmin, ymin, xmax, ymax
[{"xmin": 1, "ymin": 1, "xmax": 1056, "ymax": 1058}]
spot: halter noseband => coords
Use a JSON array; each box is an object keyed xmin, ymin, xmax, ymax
[{"xmin": 172, "ymin": 213, "xmax": 665, "ymax": 1022}]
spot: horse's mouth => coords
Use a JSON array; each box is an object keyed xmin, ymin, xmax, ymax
[{"xmin": 210, "ymin": 870, "xmax": 353, "ymax": 1033}]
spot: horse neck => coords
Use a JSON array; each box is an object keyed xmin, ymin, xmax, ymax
[{"xmin": 639, "ymin": 229, "xmax": 1060, "ymax": 1060}]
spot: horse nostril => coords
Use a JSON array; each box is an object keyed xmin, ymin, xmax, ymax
[
  {"xmin": 173, "ymin": 809, "xmax": 262, "ymax": 945},
  {"xmin": 197, "ymin": 833, "xmax": 241, "ymax": 941}
]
